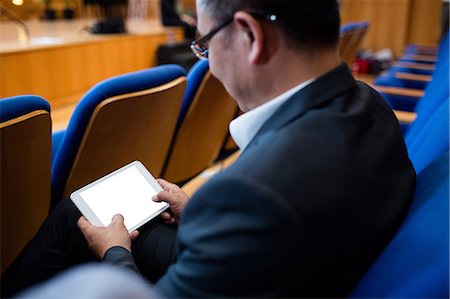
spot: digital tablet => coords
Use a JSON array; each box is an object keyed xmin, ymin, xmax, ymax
[{"xmin": 70, "ymin": 161, "xmax": 169, "ymax": 232}]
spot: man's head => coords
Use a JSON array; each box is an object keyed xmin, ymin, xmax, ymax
[
  {"xmin": 198, "ymin": 0, "xmax": 340, "ymax": 51},
  {"xmin": 195, "ymin": 0, "xmax": 341, "ymax": 111}
]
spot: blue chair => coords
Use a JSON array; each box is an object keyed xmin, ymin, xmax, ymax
[
  {"xmin": 339, "ymin": 22, "xmax": 369, "ymax": 66},
  {"xmin": 350, "ymin": 150, "xmax": 449, "ymax": 298},
  {"xmin": 50, "ymin": 65, "xmax": 186, "ymax": 210},
  {"xmin": 406, "ymin": 98, "xmax": 449, "ymax": 173},
  {"xmin": 0, "ymin": 95, "xmax": 51, "ymax": 273},
  {"xmin": 161, "ymin": 60, "xmax": 238, "ymax": 184}
]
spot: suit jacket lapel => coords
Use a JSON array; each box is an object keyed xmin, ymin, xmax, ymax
[{"xmin": 246, "ymin": 63, "xmax": 357, "ymax": 150}]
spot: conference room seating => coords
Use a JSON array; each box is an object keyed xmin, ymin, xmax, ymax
[
  {"xmin": 50, "ymin": 65, "xmax": 187, "ymax": 210},
  {"xmin": 0, "ymin": 95, "xmax": 52, "ymax": 274},
  {"xmin": 339, "ymin": 22, "xmax": 369, "ymax": 66},
  {"xmin": 350, "ymin": 150, "xmax": 449, "ymax": 298},
  {"xmin": 375, "ymin": 31, "xmax": 448, "ymax": 116},
  {"xmin": 375, "ymin": 29, "xmax": 447, "ymax": 93},
  {"xmin": 161, "ymin": 60, "xmax": 238, "ymax": 184}
]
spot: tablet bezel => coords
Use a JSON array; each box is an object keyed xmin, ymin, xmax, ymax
[{"xmin": 70, "ymin": 161, "xmax": 168, "ymax": 232}]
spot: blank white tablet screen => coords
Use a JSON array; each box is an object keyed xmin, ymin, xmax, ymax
[{"xmin": 79, "ymin": 165, "xmax": 159, "ymax": 230}]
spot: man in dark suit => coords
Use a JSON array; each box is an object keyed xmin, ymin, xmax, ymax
[
  {"xmin": 161, "ymin": 0, "xmax": 197, "ymax": 38},
  {"xmin": 1, "ymin": 0, "xmax": 415, "ymax": 297}
]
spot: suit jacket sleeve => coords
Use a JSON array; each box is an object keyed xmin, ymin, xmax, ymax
[
  {"xmin": 155, "ymin": 174, "xmax": 302, "ymax": 298},
  {"xmin": 102, "ymin": 246, "xmax": 140, "ymax": 274}
]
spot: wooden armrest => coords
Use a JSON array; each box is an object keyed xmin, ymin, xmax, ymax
[
  {"xmin": 395, "ymin": 62, "xmax": 436, "ymax": 71},
  {"xmin": 394, "ymin": 72, "xmax": 432, "ymax": 82},
  {"xmin": 394, "ymin": 110, "xmax": 417, "ymax": 124},
  {"xmin": 401, "ymin": 54, "xmax": 438, "ymax": 63},
  {"xmin": 372, "ymin": 85, "xmax": 425, "ymax": 98},
  {"xmin": 182, "ymin": 150, "xmax": 241, "ymax": 197}
]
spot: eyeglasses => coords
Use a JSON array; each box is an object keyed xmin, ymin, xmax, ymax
[{"xmin": 190, "ymin": 13, "xmax": 277, "ymax": 60}]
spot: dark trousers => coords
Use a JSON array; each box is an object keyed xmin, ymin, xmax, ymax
[{"xmin": 1, "ymin": 199, "xmax": 178, "ymax": 298}]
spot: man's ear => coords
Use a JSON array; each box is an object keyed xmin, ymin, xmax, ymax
[{"xmin": 234, "ymin": 11, "xmax": 265, "ymax": 64}]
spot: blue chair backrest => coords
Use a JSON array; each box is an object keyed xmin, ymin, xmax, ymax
[
  {"xmin": 406, "ymin": 97, "xmax": 449, "ymax": 173},
  {"xmin": 175, "ymin": 60, "xmax": 209, "ymax": 130},
  {"xmin": 350, "ymin": 150, "xmax": 449, "ymax": 298},
  {"xmin": 0, "ymin": 95, "xmax": 50, "ymax": 121},
  {"xmin": 51, "ymin": 65, "xmax": 186, "ymax": 208}
]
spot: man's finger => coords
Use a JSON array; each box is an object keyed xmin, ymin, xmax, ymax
[
  {"xmin": 129, "ymin": 230, "xmax": 139, "ymax": 241},
  {"xmin": 77, "ymin": 216, "xmax": 91, "ymax": 231},
  {"xmin": 111, "ymin": 214, "xmax": 125, "ymax": 226},
  {"xmin": 157, "ymin": 178, "xmax": 175, "ymax": 190},
  {"xmin": 154, "ymin": 190, "xmax": 177, "ymax": 205},
  {"xmin": 161, "ymin": 212, "xmax": 172, "ymax": 219}
]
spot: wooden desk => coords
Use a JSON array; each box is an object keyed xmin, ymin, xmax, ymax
[{"xmin": 0, "ymin": 19, "xmax": 184, "ymax": 108}]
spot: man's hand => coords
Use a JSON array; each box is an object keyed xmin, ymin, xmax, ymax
[
  {"xmin": 153, "ymin": 178, "xmax": 190, "ymax": 225},
  {"xmin": 77, "ymin": 214, "xmax": 139, "ymax": 259},
  {"xmin": 181, "ymin": 14, "xmax": 197, "ymax": 27}
]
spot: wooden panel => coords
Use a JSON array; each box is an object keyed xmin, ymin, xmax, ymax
[
  {"xmin": 407, "ymin": 0, "xmax": 442, "ymax": 45},
  {"xmin": 0, "ymin": 19, "xmax": 184, "ymax": 109},
  {"xmin": 1, "ymin": 111, "xmax": 51, "ymax": 273},
  {"xmin": 62, "ymin": 77, "xmax": 186, "ymax": 199},
  {"xmin": 340, "ymin": 0, "xmax": 411, "ymax": 57},
  {"xmin": 181, "ymin": 0, "xmax": 196, "ymax": 14},
  {"xmin": 0, "ymin": 30, "xmax": 183, "ymax": 108}
]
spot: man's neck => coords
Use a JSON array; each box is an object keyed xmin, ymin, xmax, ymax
[{"xmin": 243, "ymin": 47, "xmax": 341, "ymax": 111}]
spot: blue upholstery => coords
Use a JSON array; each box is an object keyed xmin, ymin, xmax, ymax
[
  {"xmin": 51, "ymin": 65, "xmax": 186, "ymax": 209},
  {"xmin": 0, "ymin": 95, "xmax": 50, "ymax": 122},
  {"xmin": 52, "ymin": 130, "xmax": 65, "ymax": 161},
  {"xmin": 175, "ymin": 60, "xmax": 209, "ymax": 129},
  {"xmin": 340, "ymin": 22, "xmax": 357, "ymax": 33},
  {"xmin": 406, "ymin": 98, "xmax": 449, "ymax": 173},
  {"xmin": 350, "ymin": 150, "xmax": 449, "ymax": 298}
]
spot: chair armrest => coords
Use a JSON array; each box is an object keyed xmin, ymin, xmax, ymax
[
  {"xmin": 394, "ymin": 110, "xmax": 417, "ymax": 124},
  {"xmin": 373, "ymin": 85, "xmax": 425, "ymax": 99},
  {"xmin": 400, "ymin": 54, "xmax": 438, "ymax": 63},
  {"xmin": 394, "ymin": 72, "xmax": 432, "ymax": 83},
  {"xmin": 394, "ymin": 62, "xmax": 436, "ymax": 71}
]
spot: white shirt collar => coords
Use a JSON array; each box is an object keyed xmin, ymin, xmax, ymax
[{"xmin": 229, "ymin": 78, "xmax": 315, "ymax": 150}]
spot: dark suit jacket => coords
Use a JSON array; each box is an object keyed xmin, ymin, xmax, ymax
[{"xmin": 109, "ymin": 64, "xmax": 416, "ymax": 297}]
